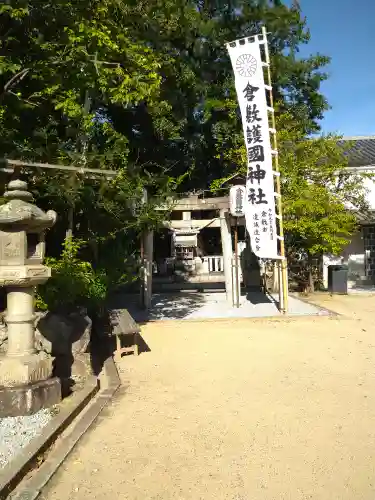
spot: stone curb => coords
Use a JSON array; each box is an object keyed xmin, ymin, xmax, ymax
[
  {"xmin": 0, "ymin": 356, "xmax": 121, "ymax": 500},
  {"xmin": 7, "ymin": 357, "xmax": 121, "ymax": 500},
  {"xmin": 0, "ymin": 376, "xmax": 99, "ymax": 499},
  {"xmin": 290, "ymin": 293, "xmax": 341, "ymax": 318}
]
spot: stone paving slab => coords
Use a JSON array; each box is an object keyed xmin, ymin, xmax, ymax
[{"xmin": 117, "ymin": 291, "xmax": 328, "ymax": 322}]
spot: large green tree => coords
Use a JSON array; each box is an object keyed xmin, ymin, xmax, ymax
[
  {"xmin": 198, "ymin": 2, "xmax": 370, "ymax": 290},
  {"xmin": 0, "ymin": 1, "xmax": 179, "ymax": 254},
  {"xmin": 0, "ymin": 0, "xmax": 185, "ymax": 308},
  {"xmin": 89, "ymin": 0, "xmax": 331, "ymax": 190},
  {"xmin": 0, "ymin": 0, "xmax": 351, "ymax": 299},
  {"xmin": 1, "ymin": 0, "xmax": 331, "ymax": 192},
  {"xmin": 202, "ymin": 0, "xmax": 330, "ymax": 190},
  {"xmin": 277, "ymin": 112, "xmax": 370, "ymax": 290},
  {"xmin": 0, "ymin": 1, "xmax": 162, "ymax": 160}
]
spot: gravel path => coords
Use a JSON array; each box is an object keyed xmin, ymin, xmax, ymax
[
  {"xmin": 0, "ymin": 408, "xmax": 52, "ymax": 468},
  {"xmin": 41, "ymin": 294, "xmax": 375, "ymax": 500}
]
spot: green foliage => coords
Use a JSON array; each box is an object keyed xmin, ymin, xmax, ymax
[
  {"xmin": 0, "ymin": 0, "xmax": 163, "ymax": 159},
  {"xmin": 36, "ymin": 238, "xmax": 108, "ymax": 313},
  {"xmin": 0, "ymin": 0, "xmax": 185, "ymax": 291},
  {"xmin": 1, "ymin": 0, "xmax": 332, "ymax": 194},
  {"xmin": 209, "ymin": 105, "xmax": 371, "ymax": 288},
  {"xmin": 0, "ymin": 0, "xmax": 360, "ymax": 297},
  {"xmin": 36, "ymin": 235, "xmax": 142, "ymax": 313},
  {"xmin": 193, "ymin": 0, "xmax": 331, "ymax": 189},
  {"xmin": 277, "ymin": 110, "xmax": 369, "ymax": 258}
]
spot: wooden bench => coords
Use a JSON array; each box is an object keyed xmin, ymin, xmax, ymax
[{"xmin": 108, "ymin": 308, "xmax": 140, "ymax": 362}]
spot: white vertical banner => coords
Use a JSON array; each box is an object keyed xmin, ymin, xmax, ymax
[{"xmin": 227, "ymin": 37, "xmax": 279, "ymax": 259}]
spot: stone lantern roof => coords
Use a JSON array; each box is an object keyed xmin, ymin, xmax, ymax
[{"xmin": 0, "ymin": 180, "xmax": 56, "ymax": 232}]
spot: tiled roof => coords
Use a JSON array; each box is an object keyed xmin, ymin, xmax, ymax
[{"xmin": 340, "ymin": 136, "xmax": 375, "ymax": 167}]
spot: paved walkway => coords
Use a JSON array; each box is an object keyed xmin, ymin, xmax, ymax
[
  {"xmin": 41, "ymin": 294, "xmax": 375, "ymax": 500},
  {"xmin": 114, "ymin": 291, "xmax": 326, "ymax": 322}
]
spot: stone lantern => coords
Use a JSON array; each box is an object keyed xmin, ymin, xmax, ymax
[{"xmin": 0, "ymin": 179, "xmax": 60, "ymax": 416}]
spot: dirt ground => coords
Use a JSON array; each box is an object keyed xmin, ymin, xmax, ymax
[{"xmin": 41, "ymin": 293, "xmax": 375, "ymax": 500}]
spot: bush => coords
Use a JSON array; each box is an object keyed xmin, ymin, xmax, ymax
[{"xmin": 36, "ymin": 238, "xmax": 107, "ymax": 314}]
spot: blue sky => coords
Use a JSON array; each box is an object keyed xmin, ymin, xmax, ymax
[{"xmin": 293, "ymin": 0, "xmax": 375, "ymax": 137}]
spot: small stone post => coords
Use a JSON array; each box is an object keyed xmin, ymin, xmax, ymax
[{"xmin": 0, "ymin": 180, "xmax": 60, "ymax": 417}]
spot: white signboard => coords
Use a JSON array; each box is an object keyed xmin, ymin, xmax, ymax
[
  {"xmin": 227, "ymin": 37, "xmax": 279, "ymax": 259},
  {"xmin": 229, "ymin": 185, "xmax": 246, "ymax": 217}
]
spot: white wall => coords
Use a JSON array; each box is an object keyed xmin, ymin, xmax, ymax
[
  {"xmin": 323, "ymin": 230, "xmax": 366, "ymax": 289},
  {"xmin": 362, "ymin": 174, "xmax": 375, "ymax": 210},
  {"xmin": 322, "ymin": 168, "xmax": 375, "ymax": 289},
  {"xmin": 343, "ymin": 169, "xmax": 375, "ymax": 210}
]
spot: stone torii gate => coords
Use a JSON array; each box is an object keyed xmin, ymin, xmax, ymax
[{"xmin": 153, "ymin": 194, "xmax": 247, "ymax": 307}]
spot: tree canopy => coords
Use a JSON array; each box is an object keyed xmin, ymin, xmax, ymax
[
  {"xmin": 0, "ymin": 0, "xmax": 365, "ymax": 301},
  {"xmin": 1, "ymin": 0, "xmax": 330, "ymax": 191}
]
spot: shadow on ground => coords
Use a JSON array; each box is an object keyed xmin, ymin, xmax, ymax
[
  {"xmin": 245, "ymin": 288, "xmax": 278, "ymax": 306},
  {"xmin": 91, "ymin": 311, "xmax": 151, "ymax": 377},
  {"xmin": 110, "ymin": 291, "xmax": 208, "ymax": 322}
]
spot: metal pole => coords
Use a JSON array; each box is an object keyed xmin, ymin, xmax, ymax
[
  {"xmin": 140, "ymin": 232, "xmax": 145, "ymax": 309},
  {"xmin": 140, "ymin": 188, "xmax": 146, "ymax": 309},
  {"xmin": 220, "ymin": 209, "xmax": 234, "ymax": 305},
  {"xmin": 231, "ymin": 260, "xmax": 235, "ymax": 307},
  {"xmin": 234, "ymin": 219, "xmax": 240, "ymax": 308},
  {"xmin": 261, "ymin": 26, "xmax": 288, "ymax": 314}
]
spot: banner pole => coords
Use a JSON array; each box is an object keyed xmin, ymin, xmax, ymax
[
  {"xmin": 261, "ymin": 26, "xmax": 288, "ymax": 314},
  {"xmin": 234, "ymin": 219, "xmax": 240, "ymax": 308}
]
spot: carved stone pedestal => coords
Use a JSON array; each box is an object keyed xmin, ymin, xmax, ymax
[
  {"xmin": 0, "ymin": 349, "xmax": 61, "ymax": 417},
  {"xmin": 0, "ymin": 377, "xmax": 61, "ymax": 417},
  {"xmin": 0, "ymin": 351, "xmax": 53, "ymax": 386}
]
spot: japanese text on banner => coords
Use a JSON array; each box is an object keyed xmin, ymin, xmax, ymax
[{"xmin": 227, "ymin": 39, "xmax": 278, "ymax": 258}]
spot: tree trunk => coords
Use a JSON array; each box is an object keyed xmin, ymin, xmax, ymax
[{"xmin": 307, "ymin": 254, "xmax": 315, "ymax": 293}]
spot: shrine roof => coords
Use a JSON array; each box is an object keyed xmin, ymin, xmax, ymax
[{"xmin": 341, "ymin": 136, "xmax": 375, "ymax": 168}]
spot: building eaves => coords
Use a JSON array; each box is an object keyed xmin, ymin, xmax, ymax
[{"xmin": 340, "ymin": 136, "xmax": 375, "ymax": 167}]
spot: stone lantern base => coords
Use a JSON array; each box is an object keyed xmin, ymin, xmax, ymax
[
  {"xmin": 0, "ymin": 352, "xmax": 53, "ymax": 386},
  {"xmin": 0, "ymin": 351, "xmax": 61, "ymax": 417},
  {"xmin": 0, "ymin": 377, "xmax": 61, "ymax": 417}
]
